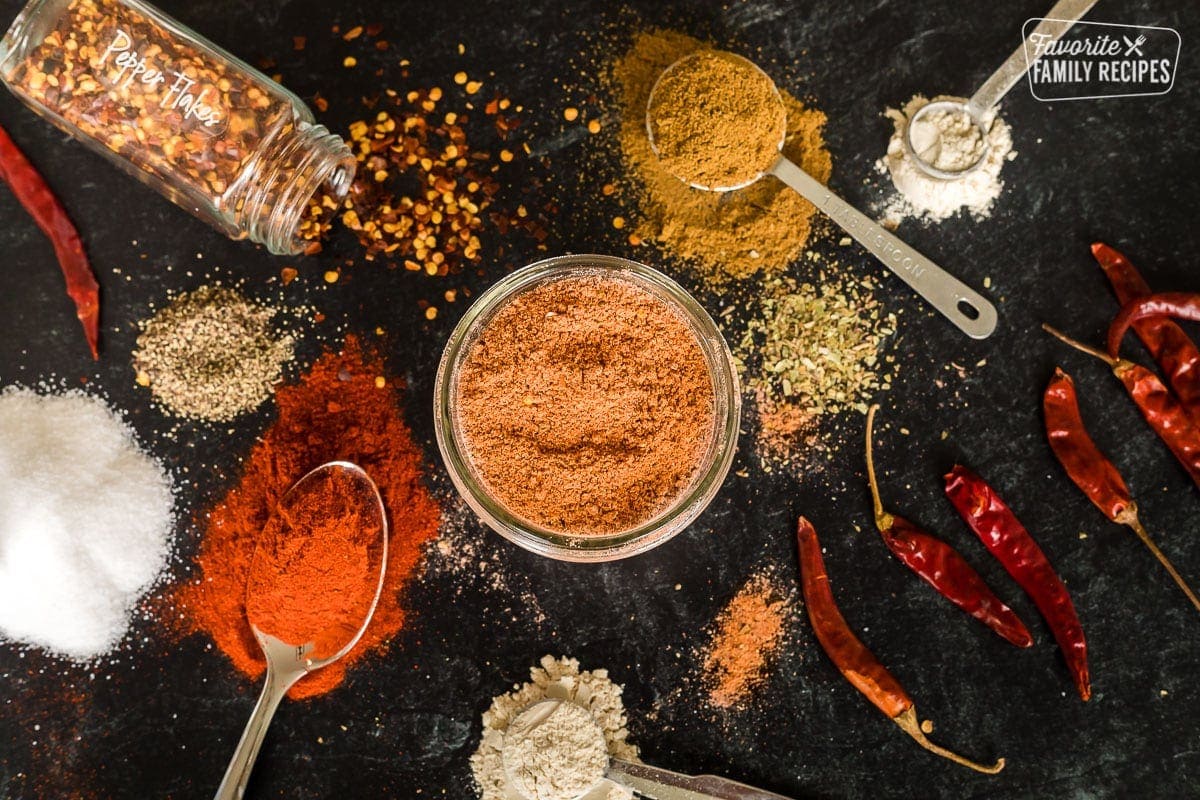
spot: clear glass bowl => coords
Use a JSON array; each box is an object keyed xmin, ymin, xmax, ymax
[{"xmin": 433, "ymin": 254, "xmax": 741, "ymax": 562}]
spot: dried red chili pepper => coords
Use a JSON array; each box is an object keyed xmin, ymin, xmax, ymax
[
  {"xmin": 943, "ymin": 466, "xmax": 1090, "ymax": 701},
  {"xmin": 1045, "ymin": 324, "xmax": 1200, "ymax": 490},
  {"xmin": 1044, "ymin": 367, "xmax": 1200, "ymax": 613},
  {"xmin": 1108, "ymin": 292, "xmax": 1200, "ymax": 362},
  {"xmin": 864, "ymin": 406, "xmax": 1032, "ymax": 647},
  {"xmin": 0, "ymin": 123, "xmax": 98, "ymax": 359},
  {"xmin": 795, "ymin": 517, "xmax": 1005, "ymax": 774},
  {"xmin": 1092, "ymin": 243, "xmax": 1200, "ymax": 415}
]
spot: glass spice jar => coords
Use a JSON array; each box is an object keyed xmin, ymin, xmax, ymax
[{"xmin": 0, "ymin": 0, "xmax": 354, "ymax": 255}]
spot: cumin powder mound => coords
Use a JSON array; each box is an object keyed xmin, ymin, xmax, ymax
[
  {"xmin": 647, "ymin": 50, "xmax": 786, "ymax": 190},
  {"xmin": 703, "ymin": 573, "xmax": 792, "ymax": 709},
  {"xmin": 454, "ymin": 274, "xmax": 716, "ymax": 535},
  {"xmin": 613, "ymin": 30, "xmax": 832, "ymax": 282}
]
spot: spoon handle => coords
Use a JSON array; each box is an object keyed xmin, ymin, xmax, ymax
[
  {"xmin": 213, "ymin": 662, "xmax": 301, "ymax": 800},
  {"xmin": 769, "ymin": 156, "xmax": 997, "ymax": 339},
  {"xmin": 968, "ymin": 0, "xmax": 1097, "ymax": 116},
  {"xmin": 607, "ymin": 759, "xmax": 795, "ymax": 800}
]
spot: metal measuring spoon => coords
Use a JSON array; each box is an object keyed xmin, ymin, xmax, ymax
[
  {"xmin": 504, "ymin": 699, "xmax": 795, "ymax": 800},
  {"xmin": 904, "ymin": 0, "xmax": 1097, "ymax": 180},
  {"xmin": 647, "ymin": 51, "xmax": 996, "ymax": 339},
  {"xmin": 213, "ymin": 461, "xmax": 388, "ymax": 800}
]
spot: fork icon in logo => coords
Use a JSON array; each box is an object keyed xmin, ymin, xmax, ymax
[{"xmin": 1123, "ymin": 34, "xmax": 1147, "ymax": 55}]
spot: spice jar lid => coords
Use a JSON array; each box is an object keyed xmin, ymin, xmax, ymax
[{"xmin": 434, "ymin": 254, "xmax": 741, "ymax": 562}]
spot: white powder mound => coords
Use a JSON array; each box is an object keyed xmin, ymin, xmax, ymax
[
  {"xmin": 878, "ymin": 94, "xmax": 1016, "ymax": 223},
  {"xmin": 472, "ymin": 656, "xmax": 639, "ymax": 800},
  {"xmin": 504, "ymin": 700, "xmax": 609, "ymax": 800},
  {"xmin": 0, "ymin": 389, "xmax": 175, "ymax": 660}
]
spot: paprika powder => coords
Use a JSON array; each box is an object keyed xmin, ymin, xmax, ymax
[
  {"xmin": 170, "ymin": 335, "xmax": 440, "ymax": 699},
  {"xmin": 245, "ymin": 465, "xmax": 387, "ymax": 662}
]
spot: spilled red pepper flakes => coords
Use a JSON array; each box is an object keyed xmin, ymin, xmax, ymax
[
  {"xmin": 298, "ymin": 79, "xmax": 550, "ymax": 271},
  {"xmin": 165, "ymin": 335, "xmax": 441, "ymax": 699}
]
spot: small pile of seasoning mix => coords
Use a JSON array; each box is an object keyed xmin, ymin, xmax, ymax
[
  {"xmin": 610, "ymin": 29, "xmax": 832, "ymax": 283},
  {"xmin": 132, "ymin": 285, "xmax": 295, "ymax": 422},
  {"xmin": 453, "ymin": 273, "xmax": 716, "ymax": 535},
  {"xmin": 646, "ymin": 49, "xmax": 786, "ymax": 190},
  {"xmin": 167, "ymin": 336, "xmax": 440, "ymax": 699},
  {"xmin": 735, "ymin": 268, "xmax": 897, "ymax": 467},
  {"xmin": 300, "ymin": 84, "xmax": 547, "ymax": 279},
  {"xmin": 701, "ymin": 572, "xmax": 794, "ymax": 710}
]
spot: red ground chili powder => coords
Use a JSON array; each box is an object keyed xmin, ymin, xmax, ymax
[
  {"xmin": 170, "ymin": 335, "xmax": 440, "ymax": 699},
  {"xmin": 245, "ymin": 466, "xmax": 386, "ymax": 662}
]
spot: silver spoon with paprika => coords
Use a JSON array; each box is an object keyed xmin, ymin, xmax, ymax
[{"xmin": 213, "ymin": 461, "xmax": 388, "ymax": 800}]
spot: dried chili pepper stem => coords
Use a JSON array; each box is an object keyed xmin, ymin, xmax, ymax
[
  {"xmin": 796, "ymin": 517, "xmax": 1005, "ymax": 774},
  {"xmin": 865, "ymin": 404, "xmax": 893, "ymax": 529},
  {"xmin": 1042, "ymin": 324, "xmax": 1117, "ymax": 367},
  {"xmin": 1121, "ymin": 511, "xmax": 1200, "ymax": 613},
  {"xmin": 864, "ymin": 405, "xmax": 1033, "ymax": 647},
  {"xmin": 1043, "ymin": 323, "xmax": 1200, "ymax": 491}
]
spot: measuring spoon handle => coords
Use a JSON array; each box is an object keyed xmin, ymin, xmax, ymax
[
  {"xmin": 968, "ymin": 0, "xmax": 1098, "ymax": 116},
  {"xmin": 607, "ymin": 759, "xmax": 796, "ymax": 800},
  {"xmin": 769, "ymin": 156, "xmax": 997, "ymax": 339}
]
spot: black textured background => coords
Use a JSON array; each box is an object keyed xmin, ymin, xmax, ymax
[{"xmin": 1, "ymin": 1, "xmax": 1198, "ymax": 798}]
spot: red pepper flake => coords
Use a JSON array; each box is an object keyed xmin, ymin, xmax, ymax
[
  {"xmin": 342, "ymin": 25, "xmax": 363, "ymax": 41},
  {"xmin": 292, "ymin": 35, "xmax": 306, "ymax": 50}
]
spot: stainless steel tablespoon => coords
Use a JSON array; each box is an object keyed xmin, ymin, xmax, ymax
[
  {"xmin": 503, "ymin": 699, "xmax": 795, "ymax": 800},
  {"xmin": 646, "ymin": 51, "xmax": 997, "ymax": 340}
]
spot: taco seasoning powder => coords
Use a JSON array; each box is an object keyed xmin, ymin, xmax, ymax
[{"xmin": 453, "ymin": 272, "xmax": 717, "ymax": 535}]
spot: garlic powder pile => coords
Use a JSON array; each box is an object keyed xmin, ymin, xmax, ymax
[
  {"xmin": 471, "ymin": 656, "xmax": 639, "ymax": 800},
  {"xmin": 878, "ymin": 94, "xmax": 1016, "ymax": 223}
]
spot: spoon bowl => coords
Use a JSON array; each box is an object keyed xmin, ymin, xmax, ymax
[
  {"xmin": 903, "ymin": 99, "xmax": 991, "ymax": 181},
  {"xmin": 213, "ymin": 461, "xmax": 388, "ymax": 800},
  {"xmin": 503, "ymin": 698, "xmax": 796, "ymax": 800},
  {"xmin": 645, "ymin": 50, "xmax": 785, "ymax": 193},
  {"xmin": 903, "ymin": 0, "xmax": 1097, "ymax": 180}
]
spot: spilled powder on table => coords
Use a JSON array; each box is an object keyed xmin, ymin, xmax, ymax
[
  {"xmin": 608, "ymin": 28, "xmax": 832, "ymax": 284},
  {"xmin": 421, "ymin": 495, "xmax": 547, "ymax": 625},
  {"xmin": 701, "ymin": 571, "xmax": 796, "ymax": 710}
]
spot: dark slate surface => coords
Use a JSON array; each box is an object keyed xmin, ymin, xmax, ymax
[{"xmin": 1, "ymin": 0, "xmax": 1198, "ymax": 798}]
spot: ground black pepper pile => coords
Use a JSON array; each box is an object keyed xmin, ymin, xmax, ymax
[{"xmin": 132, "ymin": 285, "xmax": 295, "ymax": 422}]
